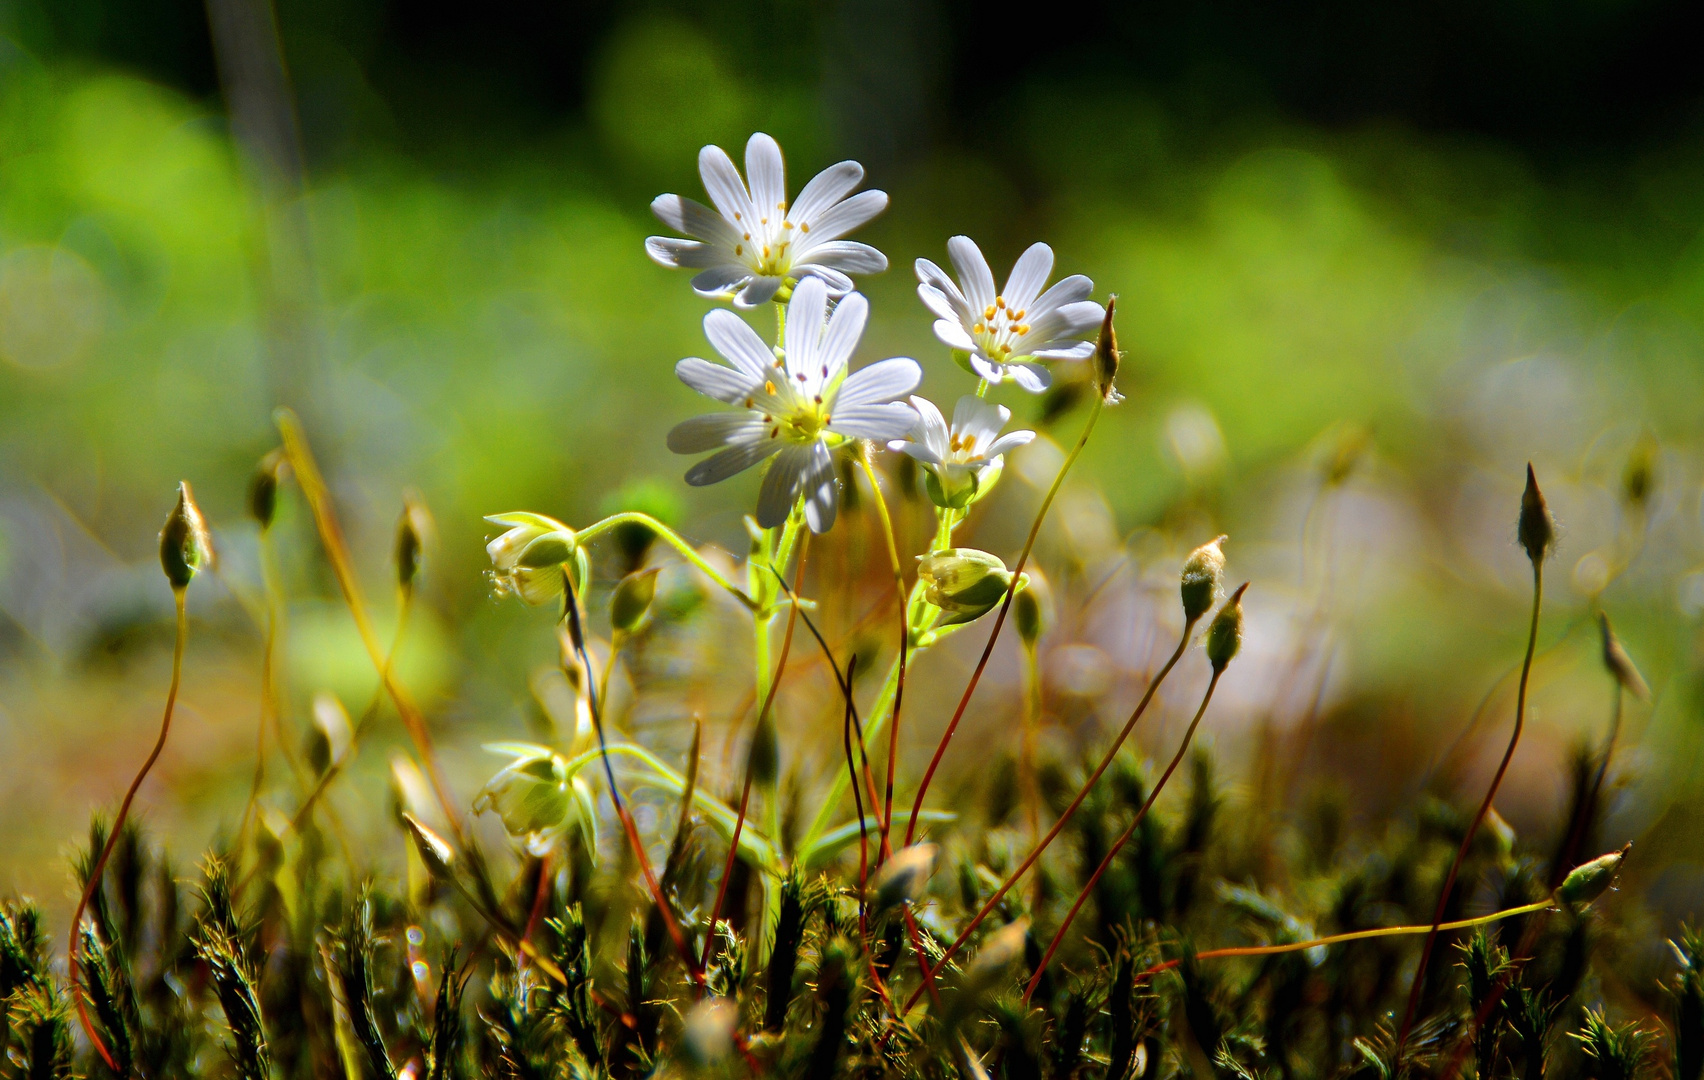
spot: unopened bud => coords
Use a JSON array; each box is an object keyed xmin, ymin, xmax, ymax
[
  {"xmin": 1598, "ymin": 612, "xmax": 1649, "ymax": 700},
  {"xmin": 249, "ymin": 449, "xmax": 285, "ymax": 530},
  {"xmin": 1014, "ymin": 568, "xmax": 1051, "ymax": 649},
  {"xmin": 402, "ymin": 813, "xmax": 456, "ymax": 883},
  {"xmin": 1206, "ymin": 583, "xmax": 1247, "ymax": 673},
  {"xmin": 485, "ymin": 512, "xmax": 581, "ymax": 607},
  {"xmin": 1095, "ymin": 298, "xmax": 1122, "ymax": 404},
  {"xmin": 918, "ymin": 548, "xmax": 1016, "ymax": 627},
  {"xmin": 1554, "ymin": 844, "xmax": 1630, "ymax": 908},
  {"xmin": 394, "ymin": 496, "xmax": 433, "ymax": 592},
  {"xmin": 159, "ymin": 481, "xmax": 213, "ymax": 591},
  {"xmin": 1180, "ymin": 535, "xmax": 1227, "ymax": 624},
  {"xmin": 870, "ymin": 843, "xmax": 938, "ymax": 914},
  {"xmin": 1518, "ymin": 464, "xmax": 1555, "ymax": 565},
  {"xmin": 610, "ymin": 567, "xmax": 661, "ymax": 634}
]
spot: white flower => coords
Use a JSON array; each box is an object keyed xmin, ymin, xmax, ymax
[
  {"xmin": 889, "ymin": 394, "xmax": 1034, "ymax": 506},
  {"xmin": 916, "ymin": 236, "xmax": 1104, "ymax": 392},
  {"xmin": 667, "ymin": 276, "xmax": 920, "ymax": 533},
  {"xmin": 646, "ymin": 132, "xmax": 889, "ymax": 309}
]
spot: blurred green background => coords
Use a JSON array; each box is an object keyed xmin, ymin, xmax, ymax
[{"xmin": 5, "ymin": 0, "xmax": 1704, "ymax": 924}]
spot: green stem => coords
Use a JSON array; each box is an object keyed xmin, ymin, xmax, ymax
[{"xmin": 575, "ymin": 512, "xmax": 757, "ymax": 609}]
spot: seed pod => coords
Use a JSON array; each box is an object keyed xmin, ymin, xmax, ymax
[
  {"xmin": 484, "ymin": 512, "xmax": 582, "ymax": 607},
  {"xmin": 610, "ymin": 567, "xmax": 661, "ymax": 634},
  {"xmin": 1555, "ymin": 844, "xmax": 1630, "ymax": 908},
  {"xmin": 1180, "ymin": 535, "xmax": 1227, "ymax": 624},
  {"xmin": 402, "ymin": 813, "xmax": 456, "ymax": 884},
  {"xmin": 917, "ymin": 548, "xmax": 1015, "ymax": 626},
  {"xmin": 394, "ymin": 496, "xmax": 432, "ymax": 592},
  {"xmin": 1518, "ymin": 464, "xmax": 1555, "ymax": 565},
  {"xmin": 1598, "ymin": 612, "xmax": 1650, "ymax": 700},
  {"xmin": 1206, "ymin": 583, "xmax": 1247, "ymax": 673},
  {"xmin": 1095, "ymin": 297, "xmax": 1122, "ymax": 404},
  {"xmin": 159, "ymin": 481, "xmax": 213, "ymax": 591},
  {"xmin": 249, "ymin": 449, "xmax": 285, "ymax": 530},
  {"xmin": 870, "ymin": 843, "xmax": 938, "ymax": 914}
]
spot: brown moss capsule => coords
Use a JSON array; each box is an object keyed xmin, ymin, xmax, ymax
[
  {"xmin": 1555, "ymin": 844, "xmax": 1629, "ymax": 908},
  {"xmin": 1206, "ymin": 582, "xmax": 1248, "ymax": 673},
  {"xmin": 394, "ymin": 496, "xmax": 433, "ymax": 591},
  {"xmin": 1518, "ymin": 463, "xmax": 1555, "ymax": 565},
  {"xmin": 1180, "ymin": 535, "xmax": 1227, "ymax": 624},
  {"xmin": 1598, "ymin": 612, "xmax": 1650, "ymax": 700},
  {"xmin": 249, "ymin": 449, "xmax": 285, "ymax": 530},
  {"xmin": 1095, "ymin": 296, "xmax": 1123, "ymax": 404},
  {"xmin": 159, "ymin": 481, "xmax": 212, "ymax": 591}
]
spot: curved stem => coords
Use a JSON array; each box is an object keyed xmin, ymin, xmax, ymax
[
  {"xmin": 1398, "ymin": 560, "xmax": 1544, "ymax": 1050},
  {"xmin": 576, "ymin": 512, "xmax": 756, "ymax": 609},
  {"xmin": 71, "ymin": 589, "xmax": 187, "ymax": 1071},
  {"xmin": 906, "ymin": 393, "xmax": 1105, "ymax": 846},
  {"xmin": 1024, "ymin": 668, "xmax": 1222, "ymax": 1002},
  {"xmin": 903, "ymin": 620, "xmax": 1195, "ymax": 1013},
  {"xmin": 857, "ymin": 446, "xmax": 908, "ymax": 863}
]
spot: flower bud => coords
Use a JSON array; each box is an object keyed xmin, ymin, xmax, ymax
[
  {"xmin": 1180, "ymin": 535, "xmax": 1227, "ymax": 624},
  {"xmin": 610, "ymin": 567, "xmax": 661, "ymax": 634},
  {"xmin": 474, "ymin": 746, "xmax": 573, "ymax": 843},
  {"xmin": 1014, "ymin": 568, "xmax": 1051, "ymax": 649},
  {"xmin": 394, "ymin": 496, "xmax": 432, "ymax": 592},
  {"xmin": 1596, "ymin": 611, "xmax": 1649, "ymax": 700},
  {"xmin": 1518, "ymin": 464, "xmax": 1555, "ymax": 565},
  {"xmin": 1206, "ymin": 583, "xmax": 1247, "ymax": 674},
  {"xmin": 918, "ymin": 548, "xmax": 1016, "ymax": 627},
  {"xmin": 159, "ymin": 481, "xmax": 213, "ymax": 591},
  {"xmin": 1095, "ymin": 297, "xmax": 1123, "ymax": 404},
  {"xmin": 485, "ymin": 512, "xmax": 584, "ymax": 607},
  {"xmin": 402, "ymin": 813, "xmax": 456, "ymax": 884},
  {"xmin": 249, "ymin": 449, "xmax": 285, "ymax": 531},
  {"xmin": 1554, "ymin": 844, "xmax": 1630, "ymax": 908},
  {"xmin": 869, "ymin": 843, "xmax": 938, "ymax": 914}
]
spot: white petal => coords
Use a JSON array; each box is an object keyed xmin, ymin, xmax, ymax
[
  {"xmin": 685, "ymin": 438, "xmax": 779, "ymax": 486},
  {"xmin": 796, "ymin": 240, "xmax": 887, "ymax": 275},
  {"xmin": 745, "ymin": 133, "xmax": 787, "ymax": 222},
  {"xmin": 984, "ymin": 430, "xmax": 1036, "ymax": 458},
  {"xmin": 835, "ymin": 356, "xmax": 921, "ymax": 408},
  {"xmin": 734, "ymin": 276, "xmax": 783, "ymax": 308},
  {"xmin": 1009, "ymin": 362, "xmax": 1052, "ymax": 393},
  {"xmin": 800, "ymin": 442, "xmax": 839, "ymax": 533},
  {"xmin": 951, "ymin": 395, "xmax": 1010, "ymax": 445},
  {"xmin": 1003, "ymin": 243, "xmax": 1054, "ymax": 311},
  {"xmin": 676, "ymin": 357, "xmax": 758, "ymax": 404},
  {"xmin": 969, "ymin": 354, "xmax": 1005, "ymax": 383},
  {"xmin": 691, "ymin": 265, "xmax": 752, "ymax": 296},
  {"xmin": 917, "ymin": 283, "xmax": 960, "ymax": 323},
  {"xmin": 946, "ymin": 236, "xmax": 996, "ymax": 311},
  {"xmin": 932, "ymin": 319, "xmax": 977, "ymax": 353},
  {"xmin": 668, "ymin": 412, "xmax": 767, "ymax": 454},
  {"xmin": 800, "ymin": 265, "xmax": 854, "ymax": 295},
  {"xmin": 817, "ymin": 291, "xmax": 868, "ymax": 378},
  {"xmin": 829, "ymin": 403, "xmax": 919, "ymax": 440},
  {"xmin": 647, "ymin": 237, "xmax": 732, "ymax": 269},
  {"xmin": 916, "ymin": 258, "xmax": 967, "ymax": 307},
  {"xmin": 1030, "ymin": 340, "xmax": 1096, "ymax": 361},
  {"xmin": 892, "ymin": 440, "xmax": 944, "ymax": 465},
  {"xmin": 650, "ymin": 194, "xmax": 740, "ymax": 246},
  {"xmin": 757, "ymin": 444, "xmax": 813, "ymax": 528},
  {"xmin": 783, "ymin": 276, "xmax": 830, "ymax": 379},
  {"xmin": 910, "ymin": 394, "xmax": 949, "ymax": 451},
  {"xmin": 697, "ymin": 144, "xmax": 752, "ymax": 223},
  {"xmin": 790, "ymin": 160, "xmax": 863, "ymax": 227},
  {"xmin": 800, "ymin": 190, "xmax": 887, "ymax": 244},
  {"xmin": 704, "ymin": 309, "xmax": 776, "ymax": 379},
  {"xmin": 1026, "ymin": 299, "xmax": 1104, "ymax": 341},
  {"xmin": 1029, "ymin": 274, "xmax": 1094, "ymax": 317}
]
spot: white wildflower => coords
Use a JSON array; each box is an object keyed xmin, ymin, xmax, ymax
[
  {"xmin": 646, "ymin": 132, "xmax": 889, "ymax": 308},
  {"xmin": 889, "ymin": 394, "xmax": 1034, "ymax": 507},
  {"xmin": 916, "ymin": 236, "xmax": 1103, "ymax": 392},
  {"xmin": 667, "ymin": 276, "xmax": 920, "ymax": 533}
]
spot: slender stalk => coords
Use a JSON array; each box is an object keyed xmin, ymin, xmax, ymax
[
  {"xmin": 276, "ymin": 408, "xmax": 466, "ymax": 845},
  {"xmin": 1024, "ymin": 668, "xmax": 1223, "ymax": 1002},
  {"xmin": 906, "ymin": 392, "xmax": 1106, "ymax": 846},
  {"xmin": 1398, "ymin": 561, "xmax": 1544, "ymax": 1050},
  {"xmin": 857, "ymin": 446, "xmax": 908, "ymax": 864},
  {"xmin": 70, "ymin": 589, "xmax": 187, "ymax": 1071},
  {"xmin": 800, "ymin": 650, "xmax": 903, "ymax": 846},
  {"xmin": 702, "ymin": 533, "xmax": 808, "ymax": 979},
  {"xmin": 575, "ymin": 511, "xmax": 756, "ymax": 609},
  {"xmin": 1133, "ymin": 897, "xmax": 1556, "ymax": 988},
  {"xmin": 1021, "ymin": 641, "xmax": 1043, "ymax": 869},
  {"xmin": 902, "ymin": 621, "xmax": 1195, "ymax": 1013}
]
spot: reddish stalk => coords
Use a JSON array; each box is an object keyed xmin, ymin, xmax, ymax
[
  {"xmin": 70, "ymin": 590, "xmax": 187, "ymax": 1071},
  {"xmin": 1024, "ymin": 667, "xmax": 1224, "ymax": 1002},
  {"xmin": 855, "ymin": 447, "xmax": 907, "ymax": 867},
  {"xmin": 522, "ymin": 851, "xmax": 553, "ymax": 948},
  {"xmin": 701, "ymin": 533, "xmax": 808, "ymax": 977},
  {"xmin": 905, "ymin": 393, "xmax": 1106, "ymax": 846},
  {"xmin": 1397, "ymin": 560, "xmax": 1543, "ymax": 1050},
  {"xmin": 902, "ymin": 621, "xmax": 1195, "ymax": 1013}
]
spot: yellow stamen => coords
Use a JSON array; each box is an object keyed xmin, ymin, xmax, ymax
[{"xmin": 764, "ymin": 380, "xmax": 776, "ymax": 395}]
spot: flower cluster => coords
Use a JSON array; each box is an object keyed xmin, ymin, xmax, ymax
[{"xmin": 648, "ymin": 132, "xmax": 1107, "ymax": 531}]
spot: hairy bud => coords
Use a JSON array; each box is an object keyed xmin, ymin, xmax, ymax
[
  {"xmin": 160, "ymin": 481, "xmax": 213, "ymax": 591},
  {"xmin": 610, "ymin": 567, "xmax": 661, "ymax": 634},
  {"xmin": 1598, "ymin": 612, "xmax": 1650, "ymax": 700},
  {"xmin": 1518, "ymin": 464, "xmax": 1555, "ymax": 565},
  {"xmin": 249, "ymin": 449, "xmax": 285, "ymax": 530},
  {"xmin": 1206, "ymin": 583, "xmax": 1247, "ymax": 673},
  {"xmin": 1180, "ymin": 535, "xmax": 1227, "ymax": 624},
  {"xmin": 1095, "ymin": 297, "xmax": 1123, "ymax": 404},
  {"xmin": 1555, "ymin": 844, "xmax": 1630, "ymax": 908}
]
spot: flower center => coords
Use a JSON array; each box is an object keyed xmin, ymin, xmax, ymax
[
  {"xmin": 968, "ymin": 294, "xmax": 1031, "ymax": 360},
  {"xmin": 731, "ymin": 199, "xmax": 803, "ymax": 277}
]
